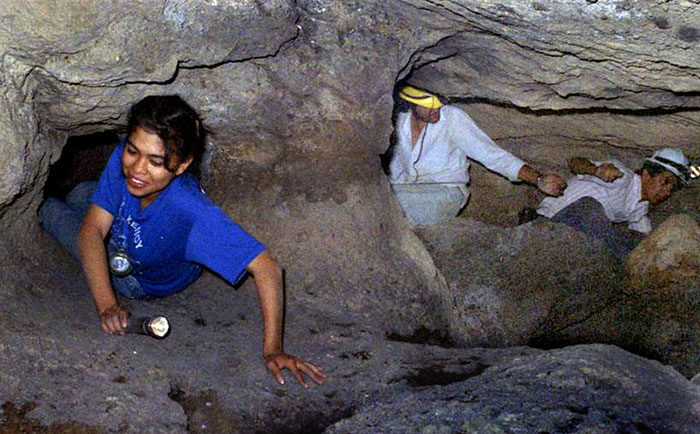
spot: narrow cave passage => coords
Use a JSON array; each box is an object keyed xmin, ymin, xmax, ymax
[
  {"xmin": 380, "ymin": 80, "xmax": 551, "ymax": 228},
  {"xmin": 43, "ymin": 131, "xmax": 121, "ymax": 202},
  {"xmin": 378, "ymin": 79, "xmax": 700, "ymax": 381}
]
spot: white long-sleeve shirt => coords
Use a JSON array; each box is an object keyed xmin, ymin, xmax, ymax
[
  {"xmin": 389, "ymin": 105, "xmax": 526, "ymax": 189},
  {"xmin": 537, "ymin": 160, "xmax": 652, "ymax": 233}
]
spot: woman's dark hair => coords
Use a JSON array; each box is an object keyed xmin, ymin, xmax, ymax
[{"xmin": 127, "ymin": 95, "xmax": 207, "ymax": 178}]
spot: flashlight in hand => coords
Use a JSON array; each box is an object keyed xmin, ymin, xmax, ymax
[{"xmin": 124, "ymin": 316, "xmax": 171, "ymax": 339}]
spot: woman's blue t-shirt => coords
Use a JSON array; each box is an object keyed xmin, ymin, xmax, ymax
[{"xmin": 90, "ymin": 143, "xmax": 265, "ymax": 297}]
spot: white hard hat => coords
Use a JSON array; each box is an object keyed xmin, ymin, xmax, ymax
[{"xmin": 645, "ymin": 147, "xmax": 690, "ymax": 186}]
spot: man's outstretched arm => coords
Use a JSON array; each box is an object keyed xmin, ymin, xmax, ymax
[
  {"xmin": 517, "ymin": 164, "xmax": 567, "ymax": 197},
  {"xmin": 568, "ymin": 157, "xmax": 622, "ymax": 182}
]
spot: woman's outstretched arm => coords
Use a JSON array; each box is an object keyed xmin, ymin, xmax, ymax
[
  {"xmin": 78, "ymin": 204, "xmax": 128, "ymax": 334},
  {"xmin": 246, "ymin": 250, "xmax": 326, "ymax": 388}
]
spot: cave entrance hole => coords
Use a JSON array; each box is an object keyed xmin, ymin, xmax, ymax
[{"xmin": 44, "ymin": 131, "xmax": 121, "ymax": 202}]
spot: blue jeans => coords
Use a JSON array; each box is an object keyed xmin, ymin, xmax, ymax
[
  {"xmin": 550, "ymin": 197, "xmax": 645, "ymax": 261},
  {"xmin": 39, "ymin": 182, "xmax": 147, "ymax": 299}
]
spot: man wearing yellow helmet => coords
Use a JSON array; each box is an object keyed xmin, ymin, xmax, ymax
[{"xmin": 388, "ymin": 85, "xmax": 567, "ymax": 225}]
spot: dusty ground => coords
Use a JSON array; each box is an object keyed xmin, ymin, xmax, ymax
[
  {"xmin": 2, "ymin": 184, "xmax": 699, "ymax": 432},
  {"xmin": 3, "ymin": 137, "xmax": 700, "ymax": 431},
  {"xmin": 0, "ymin": 229, "xmax": 541, "ymax": 432}
]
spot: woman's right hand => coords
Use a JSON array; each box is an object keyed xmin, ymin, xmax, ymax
[{"xmin": 99, "ymin": 304, "xmax": 130, "ymax": 335}]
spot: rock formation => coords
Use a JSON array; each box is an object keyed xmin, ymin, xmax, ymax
[
  {"xmin": 326, "ymin": 345, "xmax": 700, "ymax": 434},
  {"xmin": 626, "ymin": 213, "xmax": 700, "ymax": 287},
  {"xmin": 1, "ymin": 0, "xmax": 699, "ymax": 431}
]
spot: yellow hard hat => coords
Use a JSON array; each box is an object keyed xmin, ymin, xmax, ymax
[{"xmin": 398, "ymin": 86, "xmax": 444, "ymax": 109}]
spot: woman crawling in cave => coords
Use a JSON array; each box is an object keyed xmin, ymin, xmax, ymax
[{"xmin": 38, "ymin": 95, "xmax": 326, "ymax": 389}]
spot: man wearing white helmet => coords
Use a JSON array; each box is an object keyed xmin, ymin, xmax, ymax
[
  {"xmin": 536, "ymin": 147, "xmax": 693, "ymax": 260},
  {"xmin": 388, "ymin": 85, "xmax": 567, "ymax": 225}
]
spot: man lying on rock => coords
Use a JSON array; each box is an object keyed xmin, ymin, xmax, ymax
[
  {"xmin": 387, "ymin": 85, "xmax": 567, "ymax": 225},
  {"xmin": 535, "ymin": 148, "xmax": 693, "ymax": 261},
  {"xmin": 39, "ymin": 95, "xmax": 326, "ymax": 388}
]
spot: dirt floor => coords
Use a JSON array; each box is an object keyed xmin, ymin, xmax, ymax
[{"xmin": 2, "ymin": 141, "xmax": 699, "ymax": 432}]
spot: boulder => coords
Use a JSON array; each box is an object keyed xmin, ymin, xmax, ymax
[
  {"xmin": 417, "ymin": 218, "xmax": 625, "ymax": 348},
  {"xmin": 325, "ymin": 344, "xmax": 700, "ymax": 434},
  {"xmin": 626, "ymin": 214, "xmax": 700, "ymax": 287}
]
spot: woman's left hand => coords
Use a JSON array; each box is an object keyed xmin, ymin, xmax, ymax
[{"xmin": 264, "ymin": 351, "xmax": 327, "ymax": 388}]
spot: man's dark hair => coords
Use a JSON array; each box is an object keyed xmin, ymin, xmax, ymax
[
  {"xmin": 127, "ymin": 95, "xmax": 207, "ymax": 178},
  {"xmin": 380, "ymin": 85, "xmax": 447, "ymax": 174},
  {"xmin": 380, "ymin": 90, "xmax": 411, "ymax": 174},
  {"xmin": 638, "ymin": 161, "xmax": 682, "ymax": 191},
  {"xmin": 394, "ymin": 97, "xmax": 413, "ymax": 114},
  {"xmin": 640, "ymin": 161, "xmax": 668, "ymax": 178}
]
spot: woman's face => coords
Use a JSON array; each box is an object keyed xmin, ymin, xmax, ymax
[{"xmin": 121, "ymin": 126, "xmax": 191, "ymax": 208}]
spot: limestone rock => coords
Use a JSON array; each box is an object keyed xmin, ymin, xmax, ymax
[
  {"xmin": 418, "ymin": 215, "xmax": 700, "ymax": 377},
  {"xmin": 2, "ymin": 0, "xmax": 700, "ymax": 431},
  {"xmin": 626, "ymin": 214, "xmax": 700, "ymax": 287},
  {"xmin": 325, "ymin": 344, "xmax": 700, "ymax": 434},
  {"xmin": 0, "ymin": 0, "xmax": 298, "ymax": 86},
  {"xmin": 417, "ymin": 218, "xmax": 625, "ymax": 347},
  {"xmin": 405, "ymin": 1, "xmax": 700, "ymax": 111}
]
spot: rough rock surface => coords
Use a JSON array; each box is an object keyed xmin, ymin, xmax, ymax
[
  {"xmin": 325, "ymin": 344, "xmax": 700, "ymax": 434},
  {"xmin": 417, "ymin": 214, "xmax": 700, "ymax": 378},
  {"xmin": 405, "ymin": 0, "xmax": 700, "ymax": 112},
  {"xmin": 417, "ymin": 219, "xmax": 625, "ymax": 348},
  {"xmin": 1, "ymin": 235, "xmax": 542, "ymax": 432},
  {"xmin": 1, "ymin": 0, "xmax": 700, "ymax": 431},
  {"xmin": 626, "ymin": 213, "xmax": 700, "ymax": 287}
]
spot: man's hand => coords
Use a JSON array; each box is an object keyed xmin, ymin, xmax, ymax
[
  {"xmin": 264, "ymin": 351, "xmax": 327, "ymax": 388},
  {"xmin": 594, "ymin": 163, "xmax": 623, "ymax": 182},
  {"xmin": 99, "ymin": 304, "xmax": 130, "ymax": 335},
  {"xmin": 537, "ymin": 173, "xmax": 567, "ymax": 196}
]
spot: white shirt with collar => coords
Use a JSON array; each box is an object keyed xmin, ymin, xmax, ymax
[
  {"xmin": 389, "ymin": 105, "xmax": 526, "ymax": 192},
  {"xmin": 536, "ymin": 159, "xmax": 652, "ymax": 233}
]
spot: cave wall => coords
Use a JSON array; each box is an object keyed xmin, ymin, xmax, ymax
[
  {"xmin": 0, "ymin": 0, "xmax": 455, "ymax": 334},
  {"xmin": 1, "ymin": 0, "xmax": 699, "ymax": 331}
]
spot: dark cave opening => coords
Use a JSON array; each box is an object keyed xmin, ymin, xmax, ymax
[
  {"xmin": 386, "ymin": 326, "xmax": 456, "ymax": 348},
  {"xmin": 43, "ymin": 131, "xmax": 121, "ymax": 201}
]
